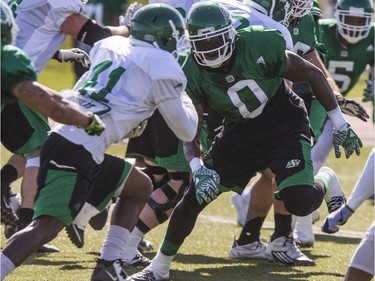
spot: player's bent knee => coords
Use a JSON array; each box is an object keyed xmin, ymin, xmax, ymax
[{"xmin": 280, "ymin": 185, "xmax": 316, "ymax": 216}]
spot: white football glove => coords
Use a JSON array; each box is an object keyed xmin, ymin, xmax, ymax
[
  {"xmin": 119, "ymin": 2, "xmax": 143, "ymax": 27},
  {"xmin": 336, "ymin": 95, "xmax": 369, "ymax": 122},
  {"xmin": 57, "ymin": 48, "xmax": 90, "ymax": 68},
  {"xmin": 321, "ymin": 204, "xmax": 354, "ymax": 233}
]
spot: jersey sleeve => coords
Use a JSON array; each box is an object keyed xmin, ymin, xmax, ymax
[
  {"xmin": 2, "ymin": 46, "xmax": 37, "ymax": 93},
  {"xmin": 48, "ymin": 0, "xmax": 86, "ymax": 27},
  {"xmin": 181, "ymin": 55, "xmax": 207, "ymax": 106},
  {"xmin": 241, "ymin": 27, "xmax": 287, "ymax": 78}
]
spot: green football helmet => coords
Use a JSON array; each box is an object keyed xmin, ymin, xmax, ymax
[
  {"xmin": 243, "ymin": 0, "xmax": 294, "ymax": 27},
  {"xmin": 130, "ymin": 3, "xmax": 188, "ymax": 56},
  {"xmin": 292, "ymin": 0, "xmax": 313, "ymax": 18},
  {"xmin": 186, "ymin": 1, "xmax": 236, "ymax": 68},
  {"xmin": 335, "ymin": 0, "xmax": 374, "ymax": 44},
  {"xmin": 1, "ymin": 0, "xmax": 18, "ymax": 45}
]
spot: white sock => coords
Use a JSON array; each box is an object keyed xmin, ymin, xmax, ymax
[
  {"xmin": 150, "ymin": 251, "xmax": 174, "ymax": 280},
  {"xmin": 73, "ymin": 202, "xmax": 100, "ymax": 229},
  {"xmin": 122, "ymin": 227, "xmax": 143, "ymax": 261},
  {"xmin": 347, "ymin": 149, "xmax": 375, "ymax": 210},
  {"xmin": 294, "ymin": 214, "xmax": 313, "ymax": 231},
  {"xmin": 1, "ymin": 253, "xmax": 15, "ymax": 280},
  {"xmin": 240, "ymin": 184, "xmax": 253, "ymax": 206},
  {"xmin": 100, "ymin": 225, "xmax": 130, "ymax": 261}
]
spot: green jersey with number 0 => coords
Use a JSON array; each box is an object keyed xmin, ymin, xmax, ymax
[{"xmin": 183, "ymin": 26, "xmax": 286, "ymax": 123}]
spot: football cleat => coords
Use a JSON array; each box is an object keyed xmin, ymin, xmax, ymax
[
  {"xmin": 124, "ymin": 253, "xmax": 151, "ymax": 268},
  {"xmin": 316, "ymin": 167, "xmax": 346, "ymax": 213},
  {"xmin": 137, "ymin": 237, "xmax": 154, "ymax": 253},
  {"xmin": 293, "ymin": 227, "xmax": 314, "ymax": 248},
  {"xmin": 265, "ymin": 233, "xmax": 316, "ymax": 266},
  {"xmin": 1, "ymin": 192, "xmax": 18, "ymax": 226},
  {"xmin": 89, "ymin": 207, "xmax": 109, "ymax": 230},
  {"xmin": 229, "ymin": 240, "xmax": 266, "ymax": 259},
  {"xmin": 130, "ymin": 266, "xmax": 169, "ymax": 281},
  {"xmin": 35, "ymin": 244, "xmax": 60, "ymax": 253},
  {"xmin": 66, "ymin": 223, "xmax": 85, "ymax": 248},
  {"xmin": 231, "ymin": 193, "xmax": 248, "ymax": 227},
  {"xmin": 91, "ymin": 259, "xmax": 131, "ymax": 281}
]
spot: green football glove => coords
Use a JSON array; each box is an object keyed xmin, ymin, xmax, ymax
[
  {"xmin": 192, "ymin": 166, "xmax": 220, "ymax": 205},
  {"xmin": 333, "ymin": 123, "xmax": 362, "ymax": 159},
  {"xmin": 78, "ymin": 112, "xmax": 105, "ymax": 136},
  {"xmin": 362, "ymin": 79, "xmax": 374, "ymax": 103}
]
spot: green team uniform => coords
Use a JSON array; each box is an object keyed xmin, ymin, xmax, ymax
[
  {"xmin": 312, "ymin": 19, "xmax": 375, "ymax": 134},
  {"xmin": 288, "ymin": 12, "xmax": 327, "ymax": 140},
  {"xmin": 183, "ymin": 26, "xmax": 313, "ymax": 194},
  {"xmin": 320, "ymin": 19, "xmax": 374, "ymax": 97},
  {"xmin": 1, "ymin": 45, "xmax": 50, "ymax": 154}
]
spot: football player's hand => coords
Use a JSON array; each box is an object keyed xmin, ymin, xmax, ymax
[
  {"xmin": 119, "ymin": 1, "xmax": 143, "ymax": 27},
  {"xmin": 333, "ymin": 123, "xmax": 362, "ymax": 159},
  {"xmin": 362, "ymin": 80, "xmax": 374, "ymax": 103},
  {"xmin": 124, "ymin": 120, "xmax": 148, "ymax": 139},
  {"xmin": 337, "ymin": 96, "xmax": 369, "ymax": 122},
  {"xmin": 78, "ymin": 112, "xmax": 105, "ymax": 136},
  {"xmin": 57, "ymin": 48, "xmax": 90, "ymax": 68},
  {"xmin": 192, "ymin": 166, "xmax": 220, "ymax": 204},
  {"xmin": 321, "ymin": 204, "xmax": 354, "ymax": 233}
]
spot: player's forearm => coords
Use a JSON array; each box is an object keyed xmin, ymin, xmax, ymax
[{"xmin": 13, "ymin": 81, "xmax": 91, "ymax": 126}]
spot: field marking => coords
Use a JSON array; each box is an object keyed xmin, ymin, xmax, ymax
[{"xmin": 199, "ymin": 214, "xmax": 366, "ymax": 239}]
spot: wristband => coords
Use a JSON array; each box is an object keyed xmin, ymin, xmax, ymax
[
  {"xmin": 327, "ymin": 106, "xmax": 346, "ymax": 130},
  {"xmin": 189, "ymin": 157, "xmax": 203, "ymax": 172}
]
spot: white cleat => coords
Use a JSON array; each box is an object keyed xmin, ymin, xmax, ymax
[
  {"xmin": 265, "ymin": 233, "xmax": 315, "ymax": 266},
  {"xmin": 229, "ymin": 240, "xmax": 266, "ymax": 259}
]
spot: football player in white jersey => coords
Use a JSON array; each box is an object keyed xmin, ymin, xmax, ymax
[
  {"xmin": 14, "ymin": 0, "xmax": 129, "ymax": 74},
  {"xmin": 0, "ymin": 4, "xmax": 198, "ymax": 281},
  {"xmin": 1, "ymin": 0, "xmax": 131, "ymax": 247}
]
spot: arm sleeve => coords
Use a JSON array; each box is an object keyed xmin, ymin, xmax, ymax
[{"xmin": 157, "ymin": 92, "xmax": 198, "ymax": 142}]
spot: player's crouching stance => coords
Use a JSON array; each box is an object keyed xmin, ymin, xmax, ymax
[{"xmin": 0, "ymin": 3, "xmax": 198, "ymax": 281}]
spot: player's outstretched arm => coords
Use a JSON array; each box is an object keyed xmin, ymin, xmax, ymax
[{"xmin": 12, "ymin": 80, "xmax": 105, "ymax": 135}]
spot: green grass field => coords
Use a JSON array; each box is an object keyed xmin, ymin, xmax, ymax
[{"xmin": 1, "ymin": 36, "xmax": 373, "ymax": 280}]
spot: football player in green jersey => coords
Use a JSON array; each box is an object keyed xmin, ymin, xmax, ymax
[
  {"xmin": 130, "ymin": 2, "xmax": 363, "ymax": 279},
  {"xmin": 230, "ymin": 0, "xmax": 369, "ymax": 264},
  {"xmin": 312, "ymin": 0, "xmax": 374, "ymax": 176}
]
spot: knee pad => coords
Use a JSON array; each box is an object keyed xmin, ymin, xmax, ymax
[
  {"xmin": 279, "ymin": 185, "xmax": 316, "ymax": 216},
  {"xmin": 147, "ymin": 179, "xmax": 189, "ymax": 224},
  {"xmin": 142, "ymin": 164, "xmax": 170, "ymax": 189}
]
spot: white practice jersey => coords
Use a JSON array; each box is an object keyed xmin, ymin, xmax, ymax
[
  {"xmin": 53, "ymin": 36, "xmax": 197, "ymax": 164},
  {"xmin": 15, "ymin": 0, "xmax": 86, "ymax": 74},
  {"xmin": 215, "ymin": 0, "xmax": 294, "ymax": 51}
]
